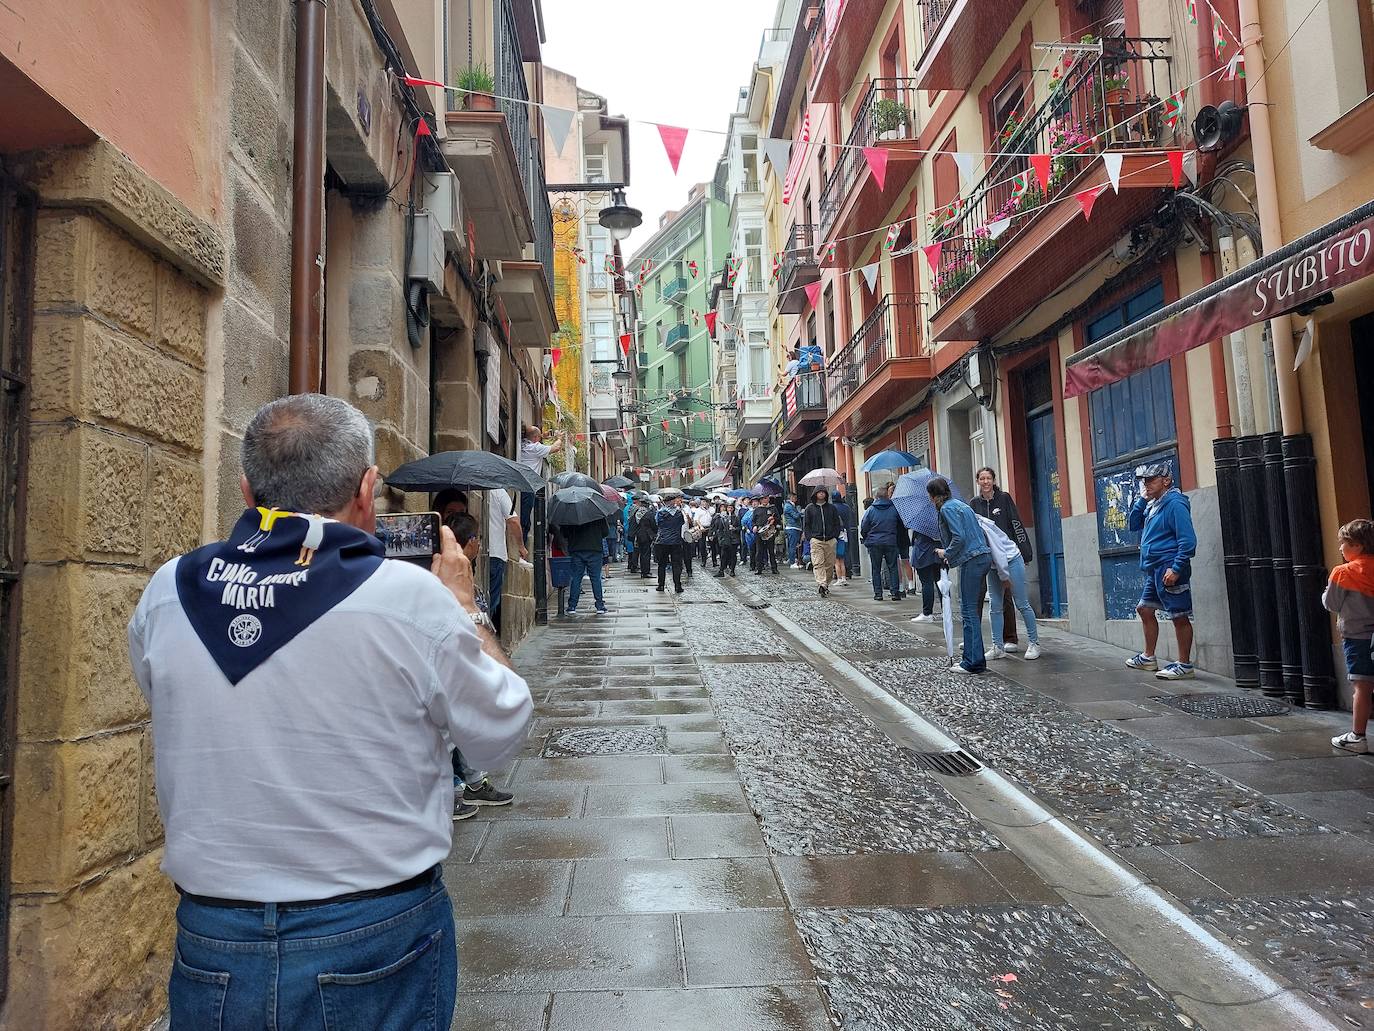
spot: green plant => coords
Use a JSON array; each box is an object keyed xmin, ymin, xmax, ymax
[
  {"xmin": 1102, "ymin": 73, "xmax": 1130, "ymax": 95},
  {"xmin": 457, "ymin": 65, "xmax": 495, "ymax": 94},
  {"xmin": 873, "ymin": 98, "xmax": 910, "ymax": 135}
]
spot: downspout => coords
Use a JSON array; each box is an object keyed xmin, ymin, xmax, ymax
[{"xmin": 289, "ymin": 0, "xmax": 328, "ymax": 395}]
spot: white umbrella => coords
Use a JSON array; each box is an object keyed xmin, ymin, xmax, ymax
[
  {"xmin": 799, "ymin": 467, "xmax": 845, "ymax": 488},
  {"xmin": 938, "ymin": 568, "xmax": 956, "ymax": 661},
  {"xmin": 659, "ymin": 487, "xmax": 685, "ymax": 500}
]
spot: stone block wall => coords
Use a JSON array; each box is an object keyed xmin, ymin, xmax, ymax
[
  {"xmin": 6, "ymin": 146, "xmax": 219, "ymax": 1028},
  {"xmin": 501, "ymin": 557, "xmax": 536, "ymax": 651}
]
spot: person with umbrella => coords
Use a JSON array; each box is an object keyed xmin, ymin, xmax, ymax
[
  {"xmin": 802, "ymin": 487, "xmax": 842, "ymax": 596},
  {"xmin": 654, "ymin": 493, "xmax": 687, "ymax": 593},
  {"xmin": 927, "ymin": 476, "xmax": 993, "ymax": 674},
  {"xmin": 517, "ymin": 424, "xmax": 566, "ymax": 542},
  {"xmin": 562, "ymin": 514, "xmax": 612, "ymax": 616},
  {"xmin": 754, "ymin": 506, "xmax": 780, "ymax": 575}
]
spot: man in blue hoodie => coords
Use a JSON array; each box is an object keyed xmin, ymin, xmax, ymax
[
  {"xmin": 1125, "ymin": 462, "xmax": 1198, "ymax": 680},
  {"xmin": 860, "ymin": 485, "xmax": 903, "ymax": 601}
]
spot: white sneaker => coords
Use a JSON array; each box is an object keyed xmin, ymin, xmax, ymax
[
  {"xmin": 1023, "ymin": 643, "xmax": 1041, "ymax": 660},
  {"xmin": 1332, "ymin": 732, "xmax": 1369, "ymax": 754},
  {"xmin": 1003, "ymin": 642, "xmax": 1019, "ymax": 653},
  {"xmin": 835, "ymin": 578, "xmax": 848, "ymax": 587},
  {"xmin": 989, "ymin": 647, "xmax": 1006, "ymax": 661},
  {"xmin": 951, "ymin": 664, "xmax": 977, "ymax": 675},
  {"xmin": 910, "ymin": 614, "xmax": 935, "ymax": 623}
]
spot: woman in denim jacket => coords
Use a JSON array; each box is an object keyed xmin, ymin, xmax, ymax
[{"xmin": 928, "ymin": 476, "xmax": 992, "ymax": 674}]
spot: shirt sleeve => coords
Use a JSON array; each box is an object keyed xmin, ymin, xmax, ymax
[
  {"xmin": 427, "ymin": 607, "xmax": 533, "ymax": 770},
  {"xmin": 127, "ymin": 594, "xmax": 153, "ymax": 702}
]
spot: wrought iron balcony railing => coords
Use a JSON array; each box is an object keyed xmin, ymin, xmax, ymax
[
  {"xmin": 778, "ymin": 223, "xmax": 817, "ymax": 287},
  {"xmin": 933, "ymin": 38, "xmax": 1174, "ymax": 306},
  {"xmin": 827, "ymin": 294, "xmax": 921, "ymax": 409},
  {"xmin": 665, "ymin": 322, "xmax": 692, "ymax": 351},
  {"xmin": 818, "ymin": 79, "xmax": 920, "ymax": 238},
  {"xmin": 661, "ymin": 276, "xmax": 690, "ymax": 303},
  {"xmin": 920, "ymin": 0, "xmax": 955, "ymax": 48}
]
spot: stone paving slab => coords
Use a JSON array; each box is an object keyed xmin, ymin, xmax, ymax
[
  {"xmin": 796, "ymin": 905, "xmax": 1192, "ymax": 1030},
  {"xmin": 453, "ymin": 992, "xmax": 551, "ymax": 1031},
  {"xmin": 566, "ymin": 857, "xmax": 784, "ymax": 914},
  {"xmin": 680, "ymin": 910, "xmax": 818, "ymax": 987},
  {"xmin": 545, "ymin": 986, "xmax": 833, "ymax": 1031},
  {"xmin": 1150, "ymin": 832, "xmax": 1374, "ymax": 897},
  {"xmin": 772, "ymin": 853, "xmax": 1023, "ymax": 909}
]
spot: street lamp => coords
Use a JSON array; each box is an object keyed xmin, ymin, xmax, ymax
[{"xmin": 598, "ymin": 188, "xmax": 642, "ymax": 242}]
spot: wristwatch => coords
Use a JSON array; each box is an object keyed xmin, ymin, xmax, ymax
[{"xmin": 466, "ymin": 608, "xmax": 495, "ymax": 633}]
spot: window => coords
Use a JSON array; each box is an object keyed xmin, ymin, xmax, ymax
[
  {"xmin": 588, "ymin": 227, "xmax": 609, "ymax": 290},
  {"xmin": 822, "ymin": 284, "xmax": 835, "ymax": 357},
  {"xmin": 989, "ymin": 71, "xmax": 1027, "ymax": 152},
  {"xmin": 741, "ymin": 134, "xmax": 759, "ymax": 187},
  {"xmin": 677, "ymin": 352, "xmax": 688, "ymax": 389},
  {"xmin": 589, "ymin": 319, "xmax": 613, "ymax": 362},
  {"xmin": 585, "ymin": 145, "xmax": 608, "ymax": 183},
  {"xmin": 968, "ymin": 407, "xmax": 987, "ymax": 475},
  {"xmin": 656, "ymin": 321, "xmax": 665, "ymax": 348},
  {"xmin": 747, "ymin": 331, "xmax": 769, "ymax": 393},
  {"xmin": 657, "ymin": 366, "xmax": 665, "ymax": 392},
  {"xmin": 744, "ymin": 228, "xmax": 763, "ymax": 288},
  {"xmin": 806, "ymin": 312, "xmax": 818, "ymax": 348}
]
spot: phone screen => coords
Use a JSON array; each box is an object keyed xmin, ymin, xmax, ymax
[{"xmin": 375, "ymin": 512, "xmax": 442, "ymax": 562}]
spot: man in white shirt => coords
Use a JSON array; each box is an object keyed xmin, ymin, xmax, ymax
[
  {"xmin": 485, "ymin": 487, "xmax": 524, "ymax": 633},
  {"xmin": 517, "ymin": 424, "xmax": 565, "ymax": 542},
  {"xmin": 128, "ymin": 394, "xmax": 532, "ymax": 1029}
]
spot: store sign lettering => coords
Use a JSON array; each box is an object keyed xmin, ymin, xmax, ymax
[{"xmin": 1251, "ymin": 227, "xmax": 1373, "ymax": 317}]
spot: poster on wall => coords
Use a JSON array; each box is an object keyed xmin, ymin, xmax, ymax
[
  {"xmin": 1093, "ymin": 449, "xmax": 1177, "ymax": 620},
  {"xmin": 485, "ymin": 343, "xmax": 502, "ymax": 443}
]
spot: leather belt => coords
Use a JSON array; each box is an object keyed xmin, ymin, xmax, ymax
[{"xmin": 176, "ymin": 864, "xmax": 441, "ymax": 911}]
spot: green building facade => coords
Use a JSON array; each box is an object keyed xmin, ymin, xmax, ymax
[{"xmin": 632, "ymin": 187, "xmax": 729, "ymax": 479}]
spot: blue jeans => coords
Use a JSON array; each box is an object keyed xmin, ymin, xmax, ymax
[
  {"xmin": 958, "ymin": 553, "xmax": 993, "ymax": 671},
  {"xmin": 452, "ymin": 748, "xmax": 483, "ymax": 788},
  {"xmin": 987, "ymin": 555, "xmax": 1038, "ymax": 646},
  {"xmin": 785, "ymin": 528, "xmax": 801, "ymax": 564},
  {"xmin": 171, "ymin": 871, "xmax": 456, "ymax": 1031},
  {"xmin": 567, "ymin": 550, "xmax": 605, "ymax": 610},
  {"xmin": 519, "ymin": 492, "xmax": 535, "ymax": 542},
  {"xmin": 867, "ymin": 544, "xmax": 899, "ymax": 598}
]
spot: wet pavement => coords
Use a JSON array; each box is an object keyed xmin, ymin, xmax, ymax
[{"xmin": 448, "ymin": 561, "xmax": 1374, "ymax": 1030}]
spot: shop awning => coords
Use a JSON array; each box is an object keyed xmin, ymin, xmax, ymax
[
  {"xmin": 1064, "ymin": 199, "xmax": 1374, "ymax": 398},
  {"xmin": 688, "ymin": 463, "xmax": 733, "ymax": 491}
]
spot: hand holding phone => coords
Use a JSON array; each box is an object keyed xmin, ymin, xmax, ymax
[{"xmin": 375, "ymin": 512, "xmax": 442, "ymax": 564}]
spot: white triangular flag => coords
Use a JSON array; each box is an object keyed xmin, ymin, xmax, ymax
[
  {"xmin": 986, "ymin": 218, "xmax": 1011, "ymax": 240},
  {"xmin": 598, "ymin": 431, "xmax": 608, "ymax": 444},
  {"xmin": 1103, "ymin": 152, "xmax": 1124, "ymax": 194},
  {"xmin": 545, "ymin": 106, "xmax": 575, "ymax": 156},
  {"xmin": 861, "ymin": 261, "xmax": 880, "ymax": 292},
  {"xmin": 953, "ymin": 152, "xmax": 977, "ymax": 183},
  {"xmin": 1182, "ymin": 150, "xmax": 1199, "ymax": 187},
  {"xmin": 763, "ymin": 138, "xmax": 792, "ymax": 177}
]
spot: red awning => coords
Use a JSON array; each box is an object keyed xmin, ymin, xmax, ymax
[{"xmin": 1064, "ymin": 201, "xmax": 1374, "ymax": 397}]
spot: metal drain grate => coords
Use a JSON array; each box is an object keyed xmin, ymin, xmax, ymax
[
  {"xmin": 542, "ymin": 726, "xmax": 667, "ymax": 758},
  {"xmin": 1152, "ymin": 692, "xmax": 1291, "ymax": 719},
  {"xmin": 902, "ymin": 747, "xmax": 985, "ymax": 777}
]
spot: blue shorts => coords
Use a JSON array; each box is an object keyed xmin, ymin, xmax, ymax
[
  {"xmin": 1139, "ymin": 566, "xmax": 1192, "ymax": 620},
  {"xmin": 1343, "ymin": 637, "xmax": 1374, "ymax": 681}
]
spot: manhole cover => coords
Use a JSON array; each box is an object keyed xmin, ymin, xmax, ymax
[
  {"xmin": 1152, "ymin": 692, "xmax": 1291, "ymax": 718},
  {"xmin": 542, "ymin": 726, "xmax": 667, "ymax": 757}
]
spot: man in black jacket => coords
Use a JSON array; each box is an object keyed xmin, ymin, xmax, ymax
[
  {"xmin": 655, "ymin": 497, "xmax": 687, "ymax": 593},
  {"xmin": 630, "ymin": 499, "xmax": 656, "ymax": 578},
  {"xmin": 802, "ymin": 488, "xmax": 842, "ymax": 597},
  {"xmin": 971, "ymin": 467, "xmax": 1033, "ymax": 651},
  {"xmin": 712, "ymin": 504, "xmax": 741, "ymax": 577},
  {"xmin": 563, "ymin": 517, "xmax": 611, "ymax": 614}
]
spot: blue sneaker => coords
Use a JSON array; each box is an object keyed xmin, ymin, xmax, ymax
[{"xmin": 1126, "ymin": 652, "xmax": 1159, "ymax": 672}]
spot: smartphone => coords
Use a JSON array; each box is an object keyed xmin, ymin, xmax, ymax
[{"xmin": 375, "ymin": 512, "xmax": 442, "ymax": 564}]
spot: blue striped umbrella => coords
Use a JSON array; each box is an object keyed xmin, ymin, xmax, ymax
[
  {"xmin": 861, "ymin": 449, "xmax": 924, "ymax": 472},
  {"xmin": 892, "ymin": 468, "xmax": 963, "ymax": 540}
]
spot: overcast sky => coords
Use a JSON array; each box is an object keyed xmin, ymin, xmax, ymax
[{"xmin": 541, "ymin": 0, "xmax": 780, "ymax": 256}]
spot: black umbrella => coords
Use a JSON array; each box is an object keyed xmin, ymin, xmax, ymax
[
  {"xmin": 552, "ymin": 471, "xmax": 600, "ymax": 491},
  {"xmin": 386, "ymin": 450, "xmax": 541, "ymax": 493},
  {"xmin": 547, "ymin": 486, "xmax": 621, "ymax": 526},
  {"xmin": 604, "ymin": 475, "xmax": 635, "ymax": 489},
  {"xmin": 681, "ymin": 487, "xmax": 707, "ymax": 497}
]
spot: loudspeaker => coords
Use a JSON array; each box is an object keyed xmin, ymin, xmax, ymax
[{"xmin": 1192, "ymin": 101, "xmax": 1245, "ymax": 151}]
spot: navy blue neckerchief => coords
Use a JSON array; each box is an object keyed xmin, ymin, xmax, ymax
[{"xmin": 174, "ymin": 508, "xmax": 385, "ymax": 685}]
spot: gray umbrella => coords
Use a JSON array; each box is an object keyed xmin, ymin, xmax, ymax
[
  {"xmin": 386, "ymin": 450, "xmax": 541, "ymax": 493},
  {"xmin": 546, "ymin": 486, "xmax": 621, "ymax": 526},
  {"xmin": 552, "ymin": 471, "xmax": 600, "ymax": 490}
]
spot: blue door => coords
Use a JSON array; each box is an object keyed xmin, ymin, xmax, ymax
[{"xmin": 1027, "ymin": 408, "xmax": 1067, "ymax": 617}]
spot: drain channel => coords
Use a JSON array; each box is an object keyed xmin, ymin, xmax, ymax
[{"xmin": 902, "ymin": 746, "xmax": 984, "ymax": 777}]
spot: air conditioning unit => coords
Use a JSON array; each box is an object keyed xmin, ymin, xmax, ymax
[
  {"xmin": 422, "ymin": 171, "xmax": 464, "ymax": 252},
  {"xmin": 408, "ymin": 211, "xmax": 445, "ymax": 293}
]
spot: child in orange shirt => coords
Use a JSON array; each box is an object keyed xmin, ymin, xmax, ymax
[{"xmin": 1323, "ymin": 519, "xmax": 1374, "ymax": 753}]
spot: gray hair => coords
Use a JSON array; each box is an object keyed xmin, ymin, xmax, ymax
[{"xmin": 242, "ymin": 394, "xmax": 375, "ymax": 514}]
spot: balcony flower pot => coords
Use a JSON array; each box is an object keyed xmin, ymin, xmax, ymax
[
  {"xmin": 464, "ymin": 92, "xmax": 498, "ymax": 112},
  {"xmin": 873, "ymin": 98, "xmax": 910, "ymax": 142},
  {"xmin": 458, "ymin": 65, "xmax": 497, "ymax": 112}
]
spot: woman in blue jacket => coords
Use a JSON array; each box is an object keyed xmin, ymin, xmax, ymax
[{"xmin": 928, "ymin": 476, "xmax": 992, "ymax": 673}]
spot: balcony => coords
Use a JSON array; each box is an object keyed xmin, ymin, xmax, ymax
[
  {"xmin": 493, "ymin": 261, "xmax": 557, "ymax": 351},
  {"xmin": 737, "ymin": 383, "xmax": 774, "ymax": 439},
  {"xmin": 777, "ymin": 370, "xmax": 827, "ymax": 445},
  {"xmin": 915, "ymin": 0, "xmax": 1028, "ymax": 91},
  {"xmin": 930, "ymin": 39, "xmax": 1177, "ymax": 342},
  {"xmin": 777, "ymin": 223, "xmax": 820, "ymax": 314},
  {"xmin": 826, "ymin": 294, "xmax": 931, "ymax": 439},
  {"xmin": 665, "ymin": 322, "xmax": 692, "ymax": 352},
  {"xmin": 809, "ymin": 0, "xmax": 893, "ymax": 104},
  {"xmin": 661, "ymin": 275, "xmax": 690, "ymax": 303},
  {"xmin": 818, "ymin": 79, "xmax": 921, "ymax": 266}
]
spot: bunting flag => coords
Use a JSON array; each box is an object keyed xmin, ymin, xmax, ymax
[
  {"xmin": 726, "ymin": 257, "xmax": 741, "ymax": 287},
  {"xmin": 771, "ymin": 254, "xmax": 780, "ymax": 281},
  {"xmin": 863, "ymin": 147, "xmax": 890, "ymax": 192},
  {"xmin": 1212, "ymin": 11, "xmax": 1227, "ymax": 60},
  {"xmin": 551, "ymin": 347, "xmax": 563, "ymax": 368},
  {"xmin": 545, "ymin": 105, "xmax": 575, "ymax": 156},
  {"xmin": 657, "ymin": 124, "xmax": 689, "ymax": 174},
  {"xmin": 1168, "ymin": 150, "xmax": 1185, "ymax": 188},
  {"xmin": 922, "ymin": 241, "xmax": 943, "ymax": 274},
  {"xmin": 620, "ymin": 333, "xmax": 632, "ymax": 355},
  {"xmin": 1074, "ymin": 185, "xmax": 1106, "ymax": 221},
  {"xmin": 1186, "ymin": 0, "xmax": 1197, "ymax": 25},
  {"xmin": 953, "ymin": 152, "xmax": 978, "ymax": 183},
  {"xmin": 884, "ymin": 222, "xmax": 902, "ymax": 252},
  {"xmin": 640, "ymin": 259, "xmax": 654, "ymax": 280},
  {"xmin": 803, "ymin": 280, "xmax": 823, "ymax": 309},
  {"xmin": 1164, "ymin": 89, "xmax": 1187, "ymax": 130},
  {"xmin": 823, "ymin": 242, "xmax": 836, "ymax": 264},
  {"xmin": 1225, "ymin": 52, "xmax": 1246, "ymax": 81},
  {"xmin": 661, "ymin": 420, "xmax": 670, "ymax": 431},
  {"xmin": 762, "ymin": 138, "xmax": 792, "ymax": 178},
  {"xmin": 1029, "ymin": 154, "xmax": 1052, "ymax": 193},
  {"xmin": 605, "ymin": 255, "xmax": 618, "ymax": 274},
  {"xmin": 860, "ymin": 261, "xmax": 880, "ymax": 292},
  {"xmin": 1182, "ymin": 150, "xmax": 1200, "ymax": 187},
  {"xmin": 688, "ymin": 259, "xmax": 699, "ymax": 279},
  {"xmin": 570, "ymin": 246, "xmax": 587, "ymax": 265},
  {"xmin": 704, "ymin": 311, "xmax": 718, "ymax": 336},
  {"xmin": 414, "ymin": 119, "xmax": 433, "ymax": 139},
  {"xmin": 402, "ymin": 74, "xmax": 446, "ymax": 88},
  {"xmin": 1103, "ymin": 152, "xmax": 1124, "ymax": 193},
  {"xmin": 1010, "ymin": 172, "xmax": 1029, "ymax": 199},
  {"xmin": 985, "ymin": 217, "xmax": 1011, "ymax": 240}
]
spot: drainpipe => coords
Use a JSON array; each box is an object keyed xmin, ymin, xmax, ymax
[{"xmin": 289, "ymin": 0, "xmax": 328, "ymax": 395}]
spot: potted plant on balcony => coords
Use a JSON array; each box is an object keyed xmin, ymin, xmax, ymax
[
  {"xmin": 458, "ymin": 65, "xmax": 497, "ymax": 112},
  {"xmin": 874, "ymin": 98, "xmax": 911, "ymax": 141},
  {"xmin": 1102, "ymin": 72, "xmax": 1130, "ymax": 108}
]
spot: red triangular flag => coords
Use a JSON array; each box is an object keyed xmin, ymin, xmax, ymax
[
  {"xmin": 922, "ymin": 241, "xmax": 943, "ymax": 274},
  {"xmin": 1029, "ymin": 154, "xmax": 1051, "ymax": 193},
  {"xmin": 551, "ymin": 347, "xmax": 562, "ymax": 367},
  {"xmin": 657, "ymin": 124, "xmax": 689, "ymax": 174},
  {"xmin": 1075, "ymin": 185, "xmax": 1106, "ymax": 222},
  {"xmin": 414, "ymin": 119, "xmax": 433, "ymax": 138},
  {"xmin": 803, "ymin": 280, "xmax": 823, "ymax": 309},
  {"xmin": 863, "ymin": 147, "xmax": 890, "ymax": 192},
  {"xmin": 1168, "ymin": 150, "xmax": 1184, "ymax": 188},
  {"xmin": 705, "ymin": 311, "xmax": 718, "ymax": 335},
  {"xmin": 661, "ymin": 420, "xmax": 670, "ymax": 431},
  {"xmin": 403, "ymin": 74, "xmax": 447, "ymax": 88},
  {"xmin": 620, "ymin": 333, "xmax": 632, "ymax": 355}
]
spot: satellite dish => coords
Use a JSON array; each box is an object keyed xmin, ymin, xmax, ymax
[{"xmin": 1192, "ymin": 101, "xmax": 1245, "ymax": 151}]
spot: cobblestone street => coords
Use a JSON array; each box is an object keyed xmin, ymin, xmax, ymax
[{"xmin": 448, "ymin": 564, "xmax": 1374, "ymax": 1031}]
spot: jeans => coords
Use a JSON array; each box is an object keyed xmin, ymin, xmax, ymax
[
  {"xmin": 567, "ymin": 550, "xmax": 605, "ymax": 610},
  {"xmin": 977, "ymin": 577, "xmax": 1019, "ymax": 645},
  {"xmin": 785, "ymin": 528, "xmax": 801, "ymax": 564},
  {"xmin": 867, "ymin": 544, "xmax": 900, "ymax": 599},
  {"xmin": 451, "ymin": 748, "xmax": 484, "ymax": 788},
  {"xmin": 170, "ymin": 870, "xmax": 456, "ymax": 1031},
  {"xmin": 987, "ymin": 555, "xmax": 1039, "ymax": 647},
  {"xmin": 488, "ymin": 557, "xmax": 506, "ymax": 630},
  {"xmin": 519, "ymin": 492, "xmax": 535, "ymax": 543},
  {"xmin": 915, "ymin": 563, "xmax": 940, "ymax": 615},
  {"xmin": 958, "ymin": 553, "xmax": 993, "ymax": 671},
  {"xmin": 656, "ymin": 543, "xmax": 683, "ymax": 591}
]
